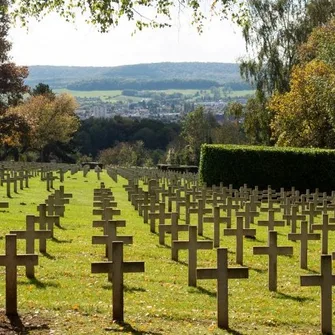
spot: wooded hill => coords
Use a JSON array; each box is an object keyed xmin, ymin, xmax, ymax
[{"xmin": 26, "ymin": 62, "xmax": 251, "ymax": 91}]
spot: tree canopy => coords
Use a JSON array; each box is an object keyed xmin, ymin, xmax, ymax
[
  {"xmin": 9, "ymin": 0, "xmax": 246, "ymax": 33},
  {"xmin": 269, "ymin": 19, "xmax": 335, "ymax": 148}
]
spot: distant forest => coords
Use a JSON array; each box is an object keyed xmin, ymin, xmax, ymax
[{"xmin": 26, "ymin": 62, "xmax": 252, "ymax": 91}]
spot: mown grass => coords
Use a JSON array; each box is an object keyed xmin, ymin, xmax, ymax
[{"xmin": 0, "ymin": 171, "xmax": 332, "ymax": 334}]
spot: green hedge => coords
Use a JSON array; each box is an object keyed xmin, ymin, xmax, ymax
[{"xmin": 199, "ymin": 144, "xmax": 335, "ymax": 192}]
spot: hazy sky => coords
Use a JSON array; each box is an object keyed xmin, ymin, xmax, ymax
[{"xmin": 8, "ymin": 11, "xmax": 247, "ymax": 67}]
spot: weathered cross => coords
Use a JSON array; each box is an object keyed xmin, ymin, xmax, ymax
[
  {"xmin": 312, "ymin": 214, "xmax": 335, "ymax": 254},
  {"xmin": 258, "ymin": 209, "xmax": 285, "ymax": 231},
  {"xmin": 283, "ymin": 205, "xmax": 306, "ymax": 233},
  {"xmin": 197, "ymin": 248, "xmax": 248, "ymax": 329},
  {"xmin": 203, "ymin": 206, "xmax": 231, "ymax": 247},
  {"xmin": 159, "ymin": 212, "xmax": 188, "ymax": 248},
  {"xmin": 91, "ymin": 241, "xmax": 145, "ymax": 322},
  {"xmin": 171, "ymin": 225, "xmax": 213, "ymax": 285},
  {"xmin": 224, "ymin": 216, "xmax": 256, "ymax": 265},
  {"xmin": 92, "ymin": 219, "xmax": 133, "ymax": 263},
  {"xmin": 0, "ymin": 234, "xmax": 38, "ymax": 315},
  {"xmin": 34, "ymin": 204, "xmax": 60, "ymax": 249},
  {"xmin": 288, "ymin": 221, "xmax": 320, "ymax": 269},
  {"xmin": 301, "ymin": 255, "xmax": 335, "ymax": 335},
  {"xmin": 188, "ymin": 198, "xmax": 212, "ymax": 236},
  {"xmin": 253, "ymin": 231, "xmax": 293, "ymax": 291},
  {"xmin": 10, "ymin": 215, "xmax": 52, "ymax": 277}
]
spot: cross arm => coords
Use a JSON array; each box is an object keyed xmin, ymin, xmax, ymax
[
  {"xmin": 123, "ymin": 262, "xmax": 145, "ymax": 273},
  {"xmin": 227, "ymin": 267, "xmax": 249, "ymax": 279},
  {"xmin": 197, "ymin": 268, "xmax": 217, "ymax": 280}
]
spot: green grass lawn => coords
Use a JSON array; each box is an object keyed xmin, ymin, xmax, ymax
[{"xmin": 0, "ymin": 171, "xmax": 330, "ymax": 334}]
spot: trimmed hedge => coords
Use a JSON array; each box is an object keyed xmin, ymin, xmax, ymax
[{"xmin": 199, "ymin": 144, "xmax": 335, "ymax": 192}]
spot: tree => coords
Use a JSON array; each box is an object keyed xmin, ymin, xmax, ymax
[
  {"xmin": 6, "ymin": 93, "xmax": 80, "ymax": 160},
  {"xmin": 270, "ymin": 60, "xmax": 335, "ymax": 148},
  {"xmin": 269, "ymin": 19, "xmax": 335, "ymax": 148},
  {"xmin": 181, "ymin": 106, "xmax": 217, "ymax": 165},
  {"xmin": 238, "ymin": 1, "xmax": 335, "ymax": 146},
  {"xmin": 32, "ymin": 83, "xmax": 55, "ymax": 100},
  {"xmin": 9, "ymin": 0, "xmax": 247, "ymax": 33},
  {"xmin": 0, "ymin": 0, "xmax": 30, "ymax": 158},
  {"xmin": 240, "ymin": 0, "xmax": 335, "ymax": 97}
]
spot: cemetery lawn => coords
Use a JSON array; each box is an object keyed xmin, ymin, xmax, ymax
[{"xmin": 0, "ymin": 171, "xmax": 329, "ymax": 334}]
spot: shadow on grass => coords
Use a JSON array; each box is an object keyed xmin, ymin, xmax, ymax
[
  {"xmin": 41, "ymin": 251, "xmax": 56, "ymax": 260},
  {"xmin": 101, "ymin": 284, "xmax": 146, "ymax": 293},
  {"xmin": 155, "ymin": 244, "xmax": 170, "ymax": 249},
  {"xmin": 7, "ymin": 314, "xmax": 50, "ymax": 333},
  {"xmin": 55, "ymin": 225, "xmax": 67, "ymax": 230},
  {"xmin": 249, "ymin": 266, "xmax": 267, "ymax": 274},
  {"xmin": 18, "ymin": 277, "xmax": 60, "ymax": 289},
  {"xmin": 174, "ymin": 260, "xmax": 188, "ymax": 266},
  {"xmin": 274, "ymin": 292, "xmax": 314, "ymax": 302},
  {"xmin": 225, "ymin": 327, "xmax": 245, "ymax": 335},
  {"xmin": 188, "ymin": 286, "xmax": 216, "ymax": 298},
  {"xmin": 106, "ymin": 321, "xmax": 162, "ymax": 334},
  {"xmin": 51, "ymin": 237, "xmax": 72, "ymax": 243}
]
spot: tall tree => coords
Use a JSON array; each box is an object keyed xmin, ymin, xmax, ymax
[
  {"xmin": 0, "ymin": 0, "xmax": 30, "ymax": 158},
  {"xmin": 240, "ymin": 0, "xmax": 335, "ymax": 96},
  {"xmin": 181, "ymin": 106, "xmax": 217, "ymax": 165},
  {"xmin": 7, "ymin": 93, "xmax": 79, "ymax": 161},
  {"xmin": 269, "ymin": 19, "xmax": 335, "ymax": 148}
]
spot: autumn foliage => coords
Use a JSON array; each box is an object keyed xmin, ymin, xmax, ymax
[{"xmin": 269, "ymin": 19, "xmax": 335, "ymax": 149}]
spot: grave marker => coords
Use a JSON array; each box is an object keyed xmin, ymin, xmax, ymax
[
  {"xmin": 253, "ymin": 231, "xmax": 293, "ymax": 291},
  {"xmin": 10, "ymin": 215, "xmax": 52, "ymax": 277},
  {"xmin": 197, "ymin": 248, "xmax": 248, "ymax": 329},
  {"xmin": 0, "ymin": 234, "xmax": 38, "ymax": 315},
  {"xmin": 224, "ymin": 217, "xmax": 256, "ymax": 265},
  {"xmin": 172, "ymin": 225, "xmax": 213, "ymax": 285},
  {"xmin": 301, "ymin": 255, "xmax": 335, "ymax": 335},
  {"xmin": 288, "ymin": 221, "xmax": 320, "ymax": 269},
  {"xmin": 91, "ymin": 241, "xmax": 145, "ymax": 322}
]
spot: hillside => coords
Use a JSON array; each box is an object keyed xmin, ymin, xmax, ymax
[{"xmin": 26, "ymin": 62, "xmax": 251, "ymax": 91}]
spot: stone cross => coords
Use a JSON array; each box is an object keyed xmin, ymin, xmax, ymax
[
  {"xmin": 91, "ymin": 241, "xmax": 145, "ymax": 322},
  {"xmin": 188, "ymin": 198, "xmax": 212, "ymax": 236},
  {"xmin": 258, "ymin": 209, "xmax": 285, "ymax": 231},
  {"xmin": 236, "ymin": 202, "xmax": 259, "ymax": 228},
  {"xmin": 59, "ymin": 185, "xmax": 73, "ymax": 200},
  {"xmin": 172, "ymin": 225, "xmax": 213, "ymax": 285},
  {"xmin": 35, "ymin": 204, "xmax": 60, "ymax": 249},
  {"xmin": 224, "ymin": 217, "xmax": 256, "ymax": 265},
  {"xmin": 197, "ymin": 248, "xmax": 248, "ymax": 329},
  {"xmin": 312, "ymin": 214, "xmax": 335, "ymax": 254},
  {"xmin": 301, "ymin": 255, "xmax": 335, "ymax": 335},
  {"xmin": 302, "ymin": 202, "xmax": 321, "ymax": 232},
  {"xmin": 203, "ymin": 207, "xmax": 231, "ymax": 248},
  {"xmin": 288, "ymin": 221, "xmax": 320, "ymax": 269},
  {"xmin": 159, "ymin": 212, "xmax": 188, "ymax": 248},
  {"xmin": 219, "ymin": 196, "xmax": 239, "ymax": 217},
  {"xmin": 253, "ymin": 230, "xmax": 293, "ymax": 291},
  {"xmin": 93, "ymin": 206, "xmax": 121, "ymax": 221},
  {"xmin": 10, "ymin": 215, "xmax": 52, "ymax": 277},
  {"xmin": 92, "ymin": 220, "xmax": 133, "ymax": 263},
  {"xmin": 283, "ymin": 205, "xmax": 306, "ymax": 233},
  {"xmin": 148, "ymin": 202, "xmax": 172, "ymax": 233},
  {"xmin": 0, "ymin": 202, "xmax": 9, "ymax": 210},
  {"xmin": 45, "ymin": 195, "xmax": 65, "ymax": 217},
  {"xmin": 0, "ymin": 234, "xmax": 38, "ymax": 315}
]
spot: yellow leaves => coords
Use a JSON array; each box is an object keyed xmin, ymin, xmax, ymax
[
  {"xmin": 6, "ymin": 93, "xmax": 79, "ymax": 150},
  {"xmin": 269, "ymin": 59, "xmax": 335, "ymax": 148}
]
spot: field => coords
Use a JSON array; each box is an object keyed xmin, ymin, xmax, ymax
[
  {"xmin": 54, "ymin": 89, "xmax": 255, "ymax": 102},
  {"xmin": 0, "ymin": 170, "xmax": 331, "ymax": 334}
]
